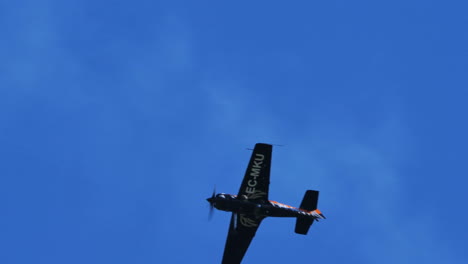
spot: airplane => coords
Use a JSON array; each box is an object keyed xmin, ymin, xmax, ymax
[{"xmin": 207, "ymin": 143, "xmax": 326, "ymax": 264}]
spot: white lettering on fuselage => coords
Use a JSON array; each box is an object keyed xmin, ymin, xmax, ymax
[{"xmin": 245, "ymin": 153, "xmax": 264, "ymax": 194}]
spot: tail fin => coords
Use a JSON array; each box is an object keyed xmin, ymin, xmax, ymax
[{"xmin": 295, "ymin": 190, "xmax": 319, "ymax": 235}]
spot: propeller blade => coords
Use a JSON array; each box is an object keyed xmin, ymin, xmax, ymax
[
  {"xmin": 208, "ymin": 186, "xmax": 216, "ymax": 220},
  {"xmin": 209, "ymin": 204, "xmax": 214, "ymax": 220}
]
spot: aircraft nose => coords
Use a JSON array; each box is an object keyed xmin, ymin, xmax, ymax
[{"xmin": 206, "ymin": 197, "xmax": 213, "ymax": 203}]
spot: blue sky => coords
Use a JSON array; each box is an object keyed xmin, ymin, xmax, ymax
[{"xmin": 1, "ymin": 0, "xmax": 467, "ymax": 263}]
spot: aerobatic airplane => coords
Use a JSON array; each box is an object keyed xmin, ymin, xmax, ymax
[{"xmin": 207, "ymin": 143, "xmax": 326, "ymax": 264}]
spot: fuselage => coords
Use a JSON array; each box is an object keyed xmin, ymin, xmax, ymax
[{"xmin": 207, "ymin": 193, "xmax": 325, "ymax": 220}]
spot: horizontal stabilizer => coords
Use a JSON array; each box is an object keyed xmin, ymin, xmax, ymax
[
  {"xmin": 295, "ymin": 217, "xmax": 314, "ymax": 235},
  {"xmin": 299, "ymin": 190, "xmax": 319, "ymax": 211}
]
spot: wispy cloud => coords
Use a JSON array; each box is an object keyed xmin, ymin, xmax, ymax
[{"xmin": 288, "ymin": 113, "xmax": 461, "ymax": 263}]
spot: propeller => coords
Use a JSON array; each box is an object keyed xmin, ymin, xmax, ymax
[{"xmin": 207, "ymin": 186, "xmax": 216, "ymax": 220}]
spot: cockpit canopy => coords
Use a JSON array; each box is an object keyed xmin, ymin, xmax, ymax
[{"xmin": 216, "ymin": 193, "xmax": 236, "ymax": 199}]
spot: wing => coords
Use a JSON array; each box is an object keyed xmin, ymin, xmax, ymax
[
  {"xmin": 237, "ymin": 143, "xmax": 272, "ymax": 202},
  {"xmin": 222, "ymin": 213, "xmax": 263, "ymax": 264}
]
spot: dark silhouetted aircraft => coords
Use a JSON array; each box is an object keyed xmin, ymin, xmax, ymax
[{"xmin": 207, "ymin": 143, "xmax": 326, "ymax": 264}]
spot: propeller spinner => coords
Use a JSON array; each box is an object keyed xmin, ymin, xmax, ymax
[{"xmin": 207, "ymin": 187, "xmax": 216, "ymax": 220}]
